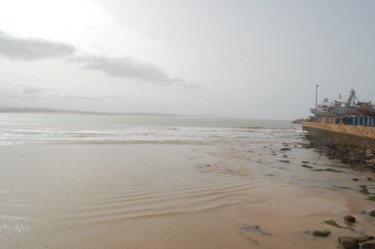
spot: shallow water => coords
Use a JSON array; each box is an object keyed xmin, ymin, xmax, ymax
[{"xmin": 1, "ymin": 114, "xmax": 375, "ymax": 249}]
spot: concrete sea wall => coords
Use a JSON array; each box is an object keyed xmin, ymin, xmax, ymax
[{"xmin": 302, "ymin": 122, "xmax": 375, "ymax": 150}]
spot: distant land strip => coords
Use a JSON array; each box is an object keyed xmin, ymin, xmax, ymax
[{"xmin": 0, "ymin": 107, "xmax": 182, "ymax": 117}]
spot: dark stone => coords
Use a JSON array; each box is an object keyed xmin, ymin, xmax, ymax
[
  {"xmin": 324, "ymin": 168, "xmax": 342, "ymax": 172},
  {"xmin": 301, "ymin": 164, "xmax": 313, "ymax": 169},
  {"xmin": 312, "ymin": 230, "xmax": 331, "ymax": 237},
  {"xmin": 339, "ymin": 237, "xmax": 359, "ymax": 249},
  {"xmin": 369, "ymin": 210, "xmax": 375, "ymax": 217},
  {"xmin": 280, "ymin": 148, "xmax": 291, "ymax": 151},
  {"xmin": 303, "ymin": 130, "xmax": 375, "ymax": 171},
  {"xmin": 362, "ymin": 241, "xmax": 375, "ymax": 249},
  {"xmin": 240, "ymin": 224, "xmax": 272, "ymax": 236},
  {"xmin": 368, "ymin": 177, "xmax": 374, "ymax": 181},
  {"xmin": 353, "ymin": 178, "xmax": 359, "ymax": 181},
  {"xmin": 325, "ymin": 219, "xmax": 347, "ymax": 229},
  {"xmin": 241, "ymin": 224, "xmax": 261, "ymax": 233},
  {"xmin": 338, "ymin": 237, "xmax": 359, "ymax": 249},
  {"xmin": 335, "ymin": 185, "xmax": 350, "ymax": 189},
  {"xmin": 344, "ymin": 215, "xmax": 356, "ymax": 223},
  {"xmin": 338, "ymin": 236, "xmax": 369, "ymax": 249},
  {"xmin": 359, "ymin": 185, "xmax": 370, "ymax": 195}
]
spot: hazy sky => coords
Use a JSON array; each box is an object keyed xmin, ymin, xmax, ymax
[{"xmin": 0, "ymin": 0, "xmax": 374, "ymax": 119}]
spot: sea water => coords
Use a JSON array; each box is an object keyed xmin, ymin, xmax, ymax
[{"xmin": 0, "ymin": 113, "xmax": 298, "ymax": 145}]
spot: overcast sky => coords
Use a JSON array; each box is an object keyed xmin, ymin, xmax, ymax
[{"xmin": 0, "ymin": 0, "xmax": 374, "ymax": 120}]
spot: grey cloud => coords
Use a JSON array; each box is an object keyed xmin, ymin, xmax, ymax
[
  {"xmin": 0, "ymin": 31, "xmax": 192, "ymax": 86},
  {"xmin": 0, "ymin": 31, "xmax": 76, "ymax": 60},
  {"xmin": 72, "ymin": 55, "xmax": 183, "ymax": 84}
]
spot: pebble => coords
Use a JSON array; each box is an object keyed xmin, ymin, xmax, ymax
[
  {"xmin": 344, "ymin": 215, "xmax": 356, "ymax": 223},
  {"xmin": 312, "ymin": 230, "xmax": 331, "ymax": 237}
]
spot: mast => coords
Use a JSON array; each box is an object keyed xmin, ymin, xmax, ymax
[{"xmin": 346, "ymin": 89, "xmax": 356, "ymax": 107}]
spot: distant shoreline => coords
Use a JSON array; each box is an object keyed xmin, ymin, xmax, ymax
[{"xmin": 0, "ymin": 107, "xmax": 183, "ymax": 117}]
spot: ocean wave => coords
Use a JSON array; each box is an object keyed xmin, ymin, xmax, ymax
[{"xmin": 0, "ymin": 114, "xmax": 298, "ymax": 145}]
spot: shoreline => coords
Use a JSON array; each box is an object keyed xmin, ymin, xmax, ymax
[
  {"xmin": 303, "ymin": 122, "xmax": 375, "ymax": 171},
  {"xmin": 303, "ymin": 122, "xmax": 375, "ymax": 149}
]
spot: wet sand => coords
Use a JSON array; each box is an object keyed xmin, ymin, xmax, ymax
[{"xmin": 1, "ymin": 142, "xmax": 375, "ymax": 249}]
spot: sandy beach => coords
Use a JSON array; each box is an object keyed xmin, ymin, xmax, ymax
[{"xmin": 1, "ymin": 140, "xmax": 375, "ymax": 249}]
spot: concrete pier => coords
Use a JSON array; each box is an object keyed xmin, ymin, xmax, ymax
[{"xmin": 302, "ymin": 121, "xmax": 375, "ymax": 150}]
